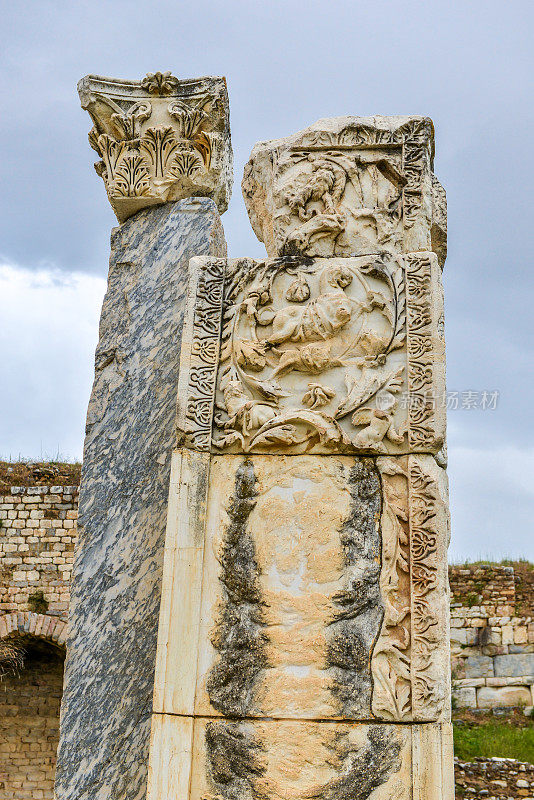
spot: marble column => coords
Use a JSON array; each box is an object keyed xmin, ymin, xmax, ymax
[
  {"xmin": 55, "ymin": 72, "xmax": 232, "ymax": 800},
  {"xmin": 147, "ymin": 116, "xmax": 454, "ymax": 800}
]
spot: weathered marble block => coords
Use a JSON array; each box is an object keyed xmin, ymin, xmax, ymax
[
  {"xmin": 153, "ymin": 451, "xmax": 450, "ymax": 729},
  {"xmin": 55, "ymin": 199, "xmax": 226, "ymax": 800},
  {"xmin": 242, "ymin": 116, "xmax": 446, "ymax": 265},
  {"xmin": 178, "ymin": 253, "xmax": 446, "ymax": 456},
  {"xmin": 149, "ymin": 715, "xmax": 454, "ymax": 800},
  {"xmin": 79, "ymin": 72, "xmax": 233, "ymax": 222}
]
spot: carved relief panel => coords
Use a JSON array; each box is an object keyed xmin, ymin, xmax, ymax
[
  {"xmin": 78, "ymin": 72, "xmax": 233, "ymax": 221},
  {"xmin": 242, "ymin": 116, "xmax": 446, "ymax": 264},
  {"xmin": 178, "ymin": 252, "xmax": 445, "ymax": 455}
]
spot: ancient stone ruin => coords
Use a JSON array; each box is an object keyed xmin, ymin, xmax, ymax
[
  {"xmin": 3, "ymin": 470, "xmax": 534, "ymax": 798},
  {"xmin": 55, "ymin": 72, "xmax": 454, "ymax": 800}
]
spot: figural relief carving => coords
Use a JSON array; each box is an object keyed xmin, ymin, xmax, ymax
[
  {"xmin": 242, "ymin": 117, "xmax": 444, "ymax": 260},
  {"xmin": 277, "ymin": 151, "xmax": 406, "ymax": 257},
  {"xmin": 78, "ymin": 72, "xmax": 233, "ymax": 221},
  {"xmin": 194, "ymin": 252, "xmax": 445, "ymax": 455}
]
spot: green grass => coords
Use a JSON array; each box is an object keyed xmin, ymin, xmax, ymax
[
  {"xmin": 450, "ymin": 556, "xmax": 534, "ymax": 569},
  {"xmin": 454, "ymin": 722, "xmax": 534, "ymax": 763}
]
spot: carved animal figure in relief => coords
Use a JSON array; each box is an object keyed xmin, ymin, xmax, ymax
[
  {"xmin": 256, "ymin": 264, "xmax": 354, "ymax": 346},
  {"xmin": 283, "ymin": 154, "xmax": 347, "ymax": 220},
  {"xmin": 271, "ymin": 342, "xmax": 334, "ymax": 378},
  {"xmin": 351, "ymin": 407, "xmax": 406, "ymax": 451},
  {"xmin": 222, "ymin": 380, "xmax": 277, "ymax": 436}
]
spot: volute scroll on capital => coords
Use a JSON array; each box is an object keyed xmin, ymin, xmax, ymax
[{"xmin": 78, "ymin": 72, "xmax": 233, "ymax": 222}]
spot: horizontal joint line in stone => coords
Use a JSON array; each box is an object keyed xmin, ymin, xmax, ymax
[
  {"xmin": 152, "ymin": 711, "xmax": 445, "ymax": 726},
  {"xmin": 181, "ymin": 447, "xmax": 443, "ymax": 457}
]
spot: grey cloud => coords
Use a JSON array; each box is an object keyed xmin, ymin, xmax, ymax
[{"xmin": 0, "ymin": 0, "xmax": 532, "ymax": 559}]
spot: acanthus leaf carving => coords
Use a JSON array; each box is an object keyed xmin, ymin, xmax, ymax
[
  {"xmin": 94, "ymin": 134, "xmax": 150, "ymax": 199},
  {"xmin": 78, "ymin": 72, "xmax": 232, "ymax": 220}
]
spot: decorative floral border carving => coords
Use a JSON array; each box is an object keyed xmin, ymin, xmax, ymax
[
  {"xmin": 177, "ymin": 258, "xmax": 226, "ymax": 451},
  {"xmin": 372, "ymin": 457, "xmax": 412, "ymax": 720},
  {"xmin": 371, "ymin": 456, "xmax": 448, "ymax": 722},
  {"xmin": 408, "ymin": 459, "xmax": 446, "ymax": 720},
  {"xmin": 405, "ymin": 254, "xmax": 435, "ymax": 448}
]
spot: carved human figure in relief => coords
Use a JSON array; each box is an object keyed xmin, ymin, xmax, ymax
[
  {"xmin": 215, "ymin": 256, "xmax": 409, "ymax": 454},
  {"xmin": 284, "ymin": 154, "xmax": 346, "ymax": 219},
  {"xmin": 222, "ymin": 380, "xmax": 278, "ymax": 437},
  {"xmin": 255, "ymin": 264, "xmax": 353, "ymax": 346},
  {"xmin": 282, "ymin": 154, "xmax": 347, "ymax": 256},
  {"xmin": 351, "ymin": 402, "xmax": 406, "ymax": 452},
  {"xmin": 278, "ymin": 151, "xmax": 407, "ymax": 257}
]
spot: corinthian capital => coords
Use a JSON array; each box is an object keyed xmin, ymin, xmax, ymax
[{"xmin": 78, "ymin": 72, "xmax": 233, "ymax": 222}]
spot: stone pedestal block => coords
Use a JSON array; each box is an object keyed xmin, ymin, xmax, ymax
[
  {"xmin": 149, "ymin": 715, "xmax": 454, "ymax": 800},
  {"xmin": 55, "ymin": 199, "xmax": 227, "ymax": 800},
  {"xmin": 152, "ymin": 452, "xmax": 450, "ymax": 727},
  {"xmin": 176, "ymin": 253, "xmax": 446, "ymax": 458},
  {"xmin": 242, "ymin": 116, "xmax": 446, "ymax": 266}
]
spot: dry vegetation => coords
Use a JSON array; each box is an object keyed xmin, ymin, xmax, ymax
[{"xmin": 0, "ymin": 460, "xmax": 81, "ymax": 490}]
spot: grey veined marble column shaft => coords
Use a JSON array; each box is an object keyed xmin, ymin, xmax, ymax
[{"xmin": 55, "ymin": 72, "xmax": 231, "ymax": 800}]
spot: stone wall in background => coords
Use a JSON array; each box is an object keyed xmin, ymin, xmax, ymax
[
  {"xmin": 454, "ymin": 757, "xmax": 534, "ymax": 798},
  {"xmin": 0, "ymin": 642, "xmax": 65, "ymax": 800},
  {"xmin": 0, "ymin": 466, "xmax": 78, "ymax": 800},
  {"xmin": 0, "ymin": 484, "xmax": 78, "ymax": 622},
  {"xmin": 449, "ymin": 565, "xmax": 534, "ymax": 711}
]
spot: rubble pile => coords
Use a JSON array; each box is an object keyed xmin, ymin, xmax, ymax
[{"xmin": 455, "ymin": 757, "xmax": 534, "ymax": 798}]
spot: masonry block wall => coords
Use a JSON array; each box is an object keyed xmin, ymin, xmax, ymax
[
  {"xmin": 0, "ymin": 485, "xmax": 79, "ymax": 621},
  {"xmin": 0, "ymin": 476, "xmax": 78, "ymax": 800},
  {"xmin": 0, "ymin": 643, "xmax": 64, "ymax": 800},
  {"xmin": 449, "ymin": 564, "xmax": 534, "ymax": 710}
]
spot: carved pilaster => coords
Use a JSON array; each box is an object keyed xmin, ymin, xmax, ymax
[
  {"xmin": 78, "ymin": 72, "xmax": 233, "ymax": 222},
  {"xmin": 146, "ymin": 115, "xmax": 453, "ymax": 800}
]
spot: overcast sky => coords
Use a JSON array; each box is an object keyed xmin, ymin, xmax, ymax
[{"xmin": 1, "ymin": 0, "xmax": 532, "ymax": 561}]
